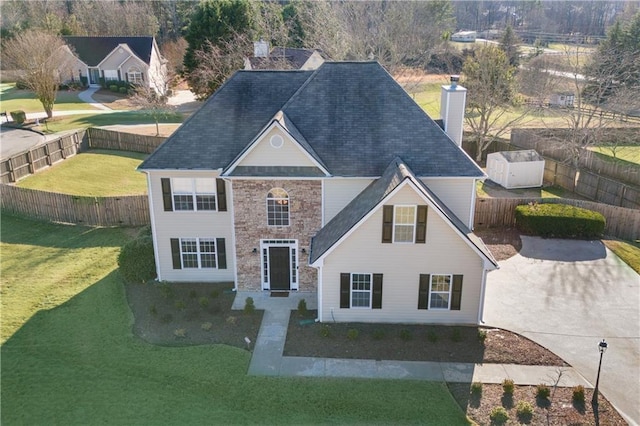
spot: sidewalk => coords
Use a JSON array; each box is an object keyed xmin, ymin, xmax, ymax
[{"xmin": 233, "ymin": 291, "xmax": 591, "ymax": 387}]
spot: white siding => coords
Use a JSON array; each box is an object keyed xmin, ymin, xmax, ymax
[
  {"xmin": 421, "ymin": 178, "xmax": 475, "ymax": 228},
  {"xmin": 238, "ymin": 128, "xmax": 318, "ymax": 168},
  {"xmin": 505, "ymin": 161, "xmax": 544, "ymax": 189},
  {"xmin": 100, "ymin": 47, "xmax": 131, "ymax": 70},
  {"xmin": 146, "ymin": 170, "xmax": 235, "ymax": 282},
  {"xmin": 323, "ymin": 178, "xmax": 373, "ymax": 224},
  {"xmin": 319, "ymin": 185, "xmax": 484, "ymax": 324}
]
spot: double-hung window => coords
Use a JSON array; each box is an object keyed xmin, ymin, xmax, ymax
[
  {"xmin": 393, "ymin": 205, "xmax": 416, "ymax": 243},
  {"xmin": 382, "ymin": 205, "xmax": 427, "ymax": 243},
  {"xmin": 350, "ymin": 273, "xmax": 372, "ymax": 308},
  {"xmin": 340, "ymin": 273, "xmax": 383, "ymax": 309},
  {"xmin": 429, "ymin": 274, "xmax": 452, "ymax": 309},
  {"xmin": 177, "ymin": 238, "xmax": 216, "ymax": 269},
  {"xmin": 418, "ymin": 274, "xmax": 463, "ymax": 310},
  {"xmin": 171, "ymin": 178, "xmax": 216, "ymax": 211},
  {"xmin": 127, "ymin": 67, "xmax": 143, "ymax": 85}
]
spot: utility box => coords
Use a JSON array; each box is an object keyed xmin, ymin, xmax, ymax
[{"xmin": 486, "ymin": 150, "xmax": 545, "ymax": 189}]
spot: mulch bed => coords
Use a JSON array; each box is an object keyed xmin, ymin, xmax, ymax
[{"xmin": 124, "ymin": 281, "xmax": 262, "ymax": 347}]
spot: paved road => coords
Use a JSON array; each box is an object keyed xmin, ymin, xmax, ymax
[
  {"xmin": 0, "ymin": 127, "xmax": 45, "ymax": 159},
  {"xmin": 484, "ymin": 236, "xmax": 640, "ymax": 425}
]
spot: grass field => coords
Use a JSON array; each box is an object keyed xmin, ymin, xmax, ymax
[
  {"xmin": 35, "ymin": 111, "xmax": 185, "ymax": 133},
  {"xmin": 0, "ymin": 83, "xmax": 99, "ymax": 113},
  {"xmin": 0, "ymin": 214, "xmax": 469, "ymax": 424},
  {"xmin": 603, "ymin": 239, "xmax": 640, "ymax": 274},
  {"xmin": 588, "ymin": 145, "xmax": 640, "ymax": 165},
  {"xmin": 16, "ymin": 149, "xmax": 148, "ymax": 196}
]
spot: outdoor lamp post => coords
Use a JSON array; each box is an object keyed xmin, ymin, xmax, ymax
[{"xmin": 591, "ymin": 339, "xmax": 608, "ymax": 406}]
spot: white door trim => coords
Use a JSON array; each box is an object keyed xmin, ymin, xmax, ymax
[{"xmin": 260, "ymin": 239, "xmax": 298, "ymax": 291}]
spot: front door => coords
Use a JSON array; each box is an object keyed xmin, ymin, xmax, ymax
[
  {"xmin": 89, "ymin": 68, "xmax": 101, "ymax": 86},
  {"xmin": 268, "ymin": 246, "xmax": 291, "ymax": 291}
]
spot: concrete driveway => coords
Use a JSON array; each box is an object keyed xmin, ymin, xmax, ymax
[
  {"xmin": 0, "ymin": 126, "xmax": 45, "ymax": 159},
  {"xmin": 484, "ymin": 236, "xmax": 640, "ymax": 425}
]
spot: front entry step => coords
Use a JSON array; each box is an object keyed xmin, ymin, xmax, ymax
[{"xmin": 270, "ymin": 291, "xmax": 289, "ymax": 298}]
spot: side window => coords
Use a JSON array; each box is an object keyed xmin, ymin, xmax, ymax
[
  {"xmin": 393, "ymin": 205, "xmax": 416, "ymax": 243},
  {"xmin": 418, "ymin": 274, "xmax": 463, "ymax": 310},
  {"xmin": 161, "ymin": 178, "xmax": 226, "ymax": 212},
  {"xmin": 266, "ymin": 188, "xmax": 289, "ymax": 226},
  {"xmin": 382, "ymin": 205, "xmax": 427, "ymax": 244},
  {"xmin": 340, "ymin": 273, "xmax": 383, "ymax": 309},
  {"xmin": 170, "ymin": 238, "xmax": 227, "ymax": 270}
]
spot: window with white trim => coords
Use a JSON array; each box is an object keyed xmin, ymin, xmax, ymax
[
  {"xmin": 393, "ymin": 205, "xmax": 416, "ymax": 243},
  {"xmin": 172, "ymin": 178, "xmax": 216, "ymax": 211},
  {"xmin": 104, "ymin": 70, "xmax": 118, "ymax": 81},
  {"xmin": 127, "ymin": 67, "xmax": 143, "ymax": 85},
  {"xmin": 180, "ymin": 238, "xmax": 217, "ymax": 269},
  {"xmin": 266, "ymin": 188, "xmax": 289, "ymax": 226},
  {"xmin": 351, "ymin": 273, "xmax": 372, "ymax": 308},
  {"xmin": 429, "ymin": 274, "xmax": 452, "ymax": 309}
]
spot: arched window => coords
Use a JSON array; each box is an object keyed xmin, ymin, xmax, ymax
[
  {"xmin": 266, "ymin": 188, "xmax": 289, "ymax": 226},
  {"xmin": 127, "ymin": 67, "xmax": 143, "ymax": 85}
]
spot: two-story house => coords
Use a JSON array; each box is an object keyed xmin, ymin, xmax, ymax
[{"xmin": 139, "ymin": 61, "xmax": 498, "ymax": 325}]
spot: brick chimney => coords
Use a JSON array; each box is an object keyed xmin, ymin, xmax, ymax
[{"xmin": 440, "ymin": 75, "xmax": 466, "ymax": 147}]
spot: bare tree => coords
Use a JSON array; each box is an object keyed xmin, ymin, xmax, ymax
[
  {"xmin": 128, "ymin": 84, "xmax": 175, "ymax": 137},
  {"xmin": 160, "ymin": 37, "xmax": 188, "ymax": 89},
  {"xmin": 2, "ymin": 30, "xmax": 74, "ymax": 119},
  {"xmin": 70, "ymin": 1, "xmax": 159, "ymax": 36}
]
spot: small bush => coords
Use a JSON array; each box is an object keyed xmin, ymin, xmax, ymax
[
  {"xmin": 10, "ymin": 110, "xmax": 26, "ymax": 124},
  {"xmin": 572, "ymin": 385, "xmax": 585, "ymax": 403},
  {"xmin": 210, "ymin": 289, "xmax": 220, "ymax": 299},
  {"xmin": 15, "ymin": 80, "xmax": 29, "ymax": 90},
  {"xmin": 189, "ymin": 290, "xmax": 198, "ymax": 299},
  {"xmin": 372, "ymin": 329, "xmax": 385, "ymax": 340},
  {"xmin": 346, "ymin": 329, "xmax": 359, "ymax": 340},
  {"xmin": 226, "ymin": 316, "xmax": 237, "ymax": 325},
  {"xmin": 198, "ymin": 297, "xmax": 209, "ymax": 307},
  {"xmin": 319, "ymin": 324, "xmax": 331, "ymax": 337},
  {"xmin": 201, "ymin": 322, "xmax": 213, "ymax": 331},
  {"xmin": 502, "ymin": 378, "xmax": 515, "ymax": 394},
  {"xmin": 244, "ymin": 297, "xmax": 255, "ymax": 314},
  {"xmin": 516, "ymin": 400, "xmax": 534, "ymax": 419},
  {"xmin": 536, "ymin": 384, "xmax": 551, "ymax": 399},
  {"xmin": 477, "ymin": 329, "xmax": 487, "ymax": 342},
  {"xmin": 515, "ymin": 203, "xmax": 605, "ymax": 238},
  {"xmin": 470, "ymin": 382, "xmax": 482, "ymax": 396},
  {"xmin": 174, "ymin": 300, "xmax": 186, "ymax": 310},
  {"xmin": 109, "ymin": 84, "xmax": 119, "ymax": 92},
  {"xmin": 427, "ymin": 329, "xmax": 438, "ymax": 343},
  {"xmin": 489, "ymin": 406, "xmax": 509, "ymax": 424},
  {"xmin": 174, "ymin": 328, "xmax": 187, "ymax": 338},
  {"xmin": 118, "ymin": 86, "xmax": 128, "ymax": 94},
  {"xmin": 450, "ymin": 327, "xmax": 462, "ymax": 342},
  {"xmin": 118, "ymin": 235, "xmax": 156, "ymax": 283},
  {"xmin": 297, "ymin": 298, "xmax": 308, "ymax": 316},
  {"xmin": 399, "ymin": 329, "xmax": 413, "ymax": 341}
]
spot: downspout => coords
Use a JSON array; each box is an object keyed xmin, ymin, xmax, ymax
[
  {"xmin": 144, "ymin": 171, "xmax": 162, "ymax": 281},
  {"xmin": 477, "ymin": 265, "xmax": 488, "ymax": 324},
  {"xmin": 224, "ymin": 176, "xmax": 239, "ymax": 291}
]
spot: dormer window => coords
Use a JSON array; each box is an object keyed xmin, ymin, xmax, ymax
[{"xmin": 267, "ymin": 188, "xmax": 289, "ymax": 226}]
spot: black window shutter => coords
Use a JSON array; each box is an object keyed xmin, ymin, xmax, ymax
[
  {"xmin": 451, "ymin": 275, "xmax": 463, "ymax": 310},
  {"xmin": 170, "ymin": 238, "xmax": 181, "ymax": 269},
  {"xmin": 340, "ymin": 273, "xmax": 351, "ymax": 308},
  {"xmin": 418, "ymin": 274, "xmax": 430, "ymax": 309},
  {"xmin": 161, "ymin": 178, "xmax": 173, "ymax": 211},
  {"xmin": 382, "ymin": 205, "xmax": 393, "ymax": 243},
  {"xmin": 216, "ymin": 238, "xmax": 227, "ymax": 269},
  {"xmin": 216, "ymin": 179, "xmax": 227, "ymax": 212},
  {"xmin": 372, "ymin": 274, "xmax": 383, "ymax": 309},
  {"xmin": 415, "ymin": 205, "xmax": 428, "ymax": 243}
]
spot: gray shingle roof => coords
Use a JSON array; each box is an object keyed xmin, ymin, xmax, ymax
[
  {"xmin": 63, "ymin": 36, "xmax": 154, "ymax": 66},
  {"xmin": 140, "ymin": 61, "xmax": 483, "ymax": 178},
  {"xmin": 309, "ymin": 157, "xmax": 498, "ymax": 268}
]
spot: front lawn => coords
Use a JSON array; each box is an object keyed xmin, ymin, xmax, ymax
[
  {"xmin": 16, "ymin": 149, "xmax": 148, "ymax": 196},
  {"xmin": 603, "ymin": 239, "xmax": 640, "ymax": 274},
  {"xmin": 0, "ymin": 83, "xmax": 100, "ymax": 113},
  {"xmin": 35, "ymin": 111, "xmax": 185, "ymax": 133},
  {"xmin": 1, "ymin": 214, "xmax": 469, "ymax": 425}
]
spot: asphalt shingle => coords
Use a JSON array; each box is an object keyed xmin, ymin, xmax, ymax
[{"xmin": 63, "ymin": 36, "xmax": 155, "ymax": 66}]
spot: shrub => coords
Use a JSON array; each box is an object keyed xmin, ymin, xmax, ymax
[
  {"xmin": 319, "ymin": 324, "xmax": 331, "ymax": 337},
  {"xmin": 119, "ymin": 86, "xmax": 128, "ymax": 94},
  {"xmin": 450, "ymin": 327, "xmax": 462, "ymax": 342},
  {"xmin": 174, "ymin": 300, "xmax": 186, "ymax": 310},
  {"xmin": 210, "ymin": 289, "xmax": 220, "ymax": 299},
  {"xmin": 189, "ymin": 290, "xmax": 198, "ymax": 299},
  {"xmin": 174, "ymin": 328, "xmax": 187, "ymax": 338},
  {"xmin": 489, "ymin": 406, "xmax": 509, "ymax": 424},
  {"xmin": 244, "ymin": 297, "xmax": 255, "ymax": 314},
  {"xmin": 226, "ymin": 316, "xmax": 237, "ymax": 325},
  {"xmin": 572, "ymin": 385, "xmax": 585, "ymax": 403},
  {"xmin": 10, "ymin": 110, "xmax": 26, "ymax": 124},
  {"xmin": 372, "ymin": 329, "xmax": 385, "ymax": 340},
  {"xmin": 399, "ymin": 329, "xmax": 413, "ymax": 341},
  {"xmin": 117, "ymin": 235, "xmax": 156, "ymax": 283},
  {"xmin": 427, "ymin": 329, "xmax": 438, "ymax": 343},
  {"xmin": 470, "ymin": 382, "xmax": 482, "ymax": 396},
  {"xmin": 297, "ymin": 298, "xmax": 308, "ymax": 316},
  {"xmin": 516, "ymin": 400, "xmax": 534, "ymax": 418},
  {"xmin": 515, "ymin": 203, "xmax": 605, "ymax": 238},
  {"xmin": 536, "ymin": 384, "xmax": 551, "ymax": 399},
  {"xmin": 346, "ymin": 329, "xmax": 359, "ymax": 340},
  {"xmin": 502, "ymin": 378, "xmax": 515, "ymax": 394},
  {"xmin": 109, "ymin": 84, "xmax": 119, "ymax": 92},
  {"xmin": 201, "ymin": 322, "xmax": 212, "ymax": 331},
  {"xmin": 198, "ymin": 297, "xmax": 209, "ymax": 308},
  {"xmin": 15, "ymin": 79, "xmax": 29, "ymax": 90}
]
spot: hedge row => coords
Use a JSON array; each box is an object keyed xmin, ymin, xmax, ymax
[{"xmin": 515, "ymin": 203, "xmax": 605, "ymax": 238}]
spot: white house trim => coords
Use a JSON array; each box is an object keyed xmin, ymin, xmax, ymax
[
  {"xmin": 226, "ymin": 178, "xmax": 239, "ymax": 291},
  {"xmin": 144, "ymin": 171, "xmax": 163, "ymax": 281}
]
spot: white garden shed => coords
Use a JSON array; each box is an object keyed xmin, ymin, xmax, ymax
[{"xmin": 486, "ymin": 150, "xmax": 545, "ymax": 189}]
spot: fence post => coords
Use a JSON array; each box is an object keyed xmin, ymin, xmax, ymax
[
  {"xmin": 59, "ymin": 137, "xmax": 66, "ymax": 159},
  {"xmin": 7, "ymin": 158, "xmax": 15, "ymax": 183},
  {"xmin": 44, "ymin": 143, "xmax": 51, "ymax": 166},
  {"xmin": 27, "ymin": 150, "xmax": 34, "ymax": 174}
]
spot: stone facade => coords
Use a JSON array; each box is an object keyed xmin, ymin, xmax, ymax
[{"xmin": 232, "ymin": 179, "xmax": 322, "ymax": 291}]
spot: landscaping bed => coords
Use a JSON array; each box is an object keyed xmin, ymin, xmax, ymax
[{"xmin": 124, "ymin": 281, "xmax": 262, "ymax": 348}]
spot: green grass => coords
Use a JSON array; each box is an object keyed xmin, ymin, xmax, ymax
[
  {"xmin": 476, "ymin": 180, "xmax": 580, "ymax": 199},
  {"xmin": 588, "ymin": 146, "xmax": 640, "ymax": 165},
  {"xmin": 0, "ymin": 83, "xmax": 100, "ymax": 113},
  {"xmin": 603, "ymin": 239, "xmax": 640, "ymax": 274},
  {"xmin": 16, "ymin": 149, "xmax": 148, "ymax": 196},
  {"xmin": 36, "ymin": 111, "xmax": 185, "ymax": 133},
  {"xmin": 1, "ymin": 214, "xmax": 469, "ymax": 424}
]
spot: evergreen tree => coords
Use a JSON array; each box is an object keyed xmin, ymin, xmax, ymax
[{"xmin": 499, "ymin": 25, "xmax": 521, "ymax": 68}]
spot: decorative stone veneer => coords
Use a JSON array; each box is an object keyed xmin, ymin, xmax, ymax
[{"xmin": 232, "ymin": 179, "xmax": 322, "ymax": 291}]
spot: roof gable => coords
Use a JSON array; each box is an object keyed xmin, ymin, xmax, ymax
[{"xmin": 62, "ymin": 36, "xmax": 154, "ymax": 66}]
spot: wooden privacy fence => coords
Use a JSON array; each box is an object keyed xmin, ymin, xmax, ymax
[
  {"xmin": 475, "ymin": 197, "xmax": 640, "ymax": 241},
  {"xmin": 0, "ymin": 184, "xmax": 150, "ymax": 227},
  {"xmin": 0, "ymin": 130, "xmax": 86, "ymax": 184},
  {"xmin": 87, "ymin": 127, "xmax": 165, "ymax": 153}
]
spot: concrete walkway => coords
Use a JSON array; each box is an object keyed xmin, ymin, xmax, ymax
[
  {"xmin": 233, "ymin": 291, "xmax": 590, "ymax": 387},
  {"xmin": 77, "ymin": 87, "xmax": 112, "ymax": 111}
]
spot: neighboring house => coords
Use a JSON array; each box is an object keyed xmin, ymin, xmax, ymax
[
  {"xmin": 487, "ymin": 150, "xmax": 545, "ymax": 189},
  {"xmin": 549, "ymin": 92, "xmax": 575, "ymax": 108},
  {"xmin": 139, "ymin": 61, "xmax": 498, "ymax": 325},
  {"xmin": 244, "ymin": 39, "xmax": 324, "ymax": 70},
  {"xmin": 451, "ymin": 31, "xmax": 477, "ymax": 42},
  {"xmin": 60, "ymin": 36, "xmax": 167, "ymax": 94}
]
